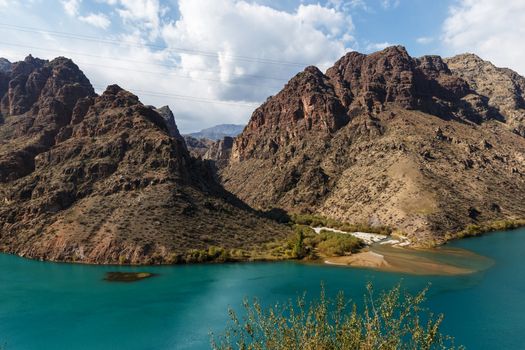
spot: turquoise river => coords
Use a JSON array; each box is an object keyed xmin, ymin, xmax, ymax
[{"xmin": 2, "ymin": 228, "xmax": 525, "ymax": 349}]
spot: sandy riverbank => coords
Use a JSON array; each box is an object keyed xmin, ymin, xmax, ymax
[{"xmin": 324, "ymin": 245, "xmax": 493, "ymax": 275}]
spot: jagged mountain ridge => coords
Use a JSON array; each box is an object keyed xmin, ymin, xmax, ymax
[
  {"xmin": 221, "ymin": 46, "xmax": 525, "ymax": 244},
  {"xmin": 0, "ymin": 55, "xmax": 288, "ymax": 263},
  {"xmin": 444, "ymin": 53, "xmax": 525, "ymax": 137}
]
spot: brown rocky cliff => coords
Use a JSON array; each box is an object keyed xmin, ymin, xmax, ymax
[
  {"xmin": 0, "ymin": 56, "xmax": 288, "ymax": 264},
  {"xmin": 183, "ymin": 135, "xmax": 215, "ymax": 158},
  {"xmin": 0, "ymin": 56, "xmax": 95, "ymax": 182},
  {"xmin": 203, "ymin": 136, "xmax": 234, "ymax": 168},
  {"xmin": 231, "ymin": 66, "xmax": 348, "ymax": 162},
  {"xmin": 445, "ymin": 53, "xmax": 525, "ymax": 136},
  {"xmin": 221, "ymin": 46, "xmax": 525, "ymax": 243},
  {"xmin": 1, "ymin": 55, "xmax": 94, "ymax": 118}
]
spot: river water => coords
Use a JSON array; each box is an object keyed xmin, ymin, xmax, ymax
[{"xmin": 1, "ymin": 228, "xmax": 524, "ymax": 349}]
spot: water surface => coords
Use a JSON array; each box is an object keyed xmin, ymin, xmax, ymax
[{"xmin": 1, "ymin": 228, "xmax": 525, "ymax": 349}]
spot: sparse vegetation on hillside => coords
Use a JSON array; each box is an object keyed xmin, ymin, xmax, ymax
[
  {"xmin": 211, "ymin": 283, "xmax": 463, "ymax": 350},
  {"xmin": 446, "ymin": 219, "xmax": 525, "ymax": 240}
]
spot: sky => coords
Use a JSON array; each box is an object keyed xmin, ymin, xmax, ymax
[{"xmin": 0, "ymin": 0, "xmax": 523, "ymax": 133}]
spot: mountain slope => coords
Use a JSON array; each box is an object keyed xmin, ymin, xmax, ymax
[
  {"xmin": 221, "ymin": 46, "xmax": 525, "ymax": 244},
  {"xmin": 0, "ymin": 56, "xmax": 288, "ymax": 264}
]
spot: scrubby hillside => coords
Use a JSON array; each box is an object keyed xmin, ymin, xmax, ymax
[
  {"xmin": 221, "ymin": 46, "xmax": 525, "ymax": 244},
  {"xmin": 0, "ymin": 55, "xmax": 288, "ymax": 264}
]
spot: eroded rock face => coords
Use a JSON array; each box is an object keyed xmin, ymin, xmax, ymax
[
  {"xmin": 0, "ymin": 56, "xmax": 288, "ymax": 264},
  {"xmin": 183, "ymin": 135, "xmax": 215, "ymax": 158},
  {"xmin": 445, "ymin": 53, "xmax": 525, "ymax": 136},
  {"xmin": 0, "ymin": 56, "xmax": 96, "ymax": 183},
  {"xmin": 221, "ymin": 46, "xmax": 525, "ymax": 244},
  {"xmin": 0, "ymin": 55, "xmax": 94, "ymax": 118},
  {"xmin": 232, "ymin": 66, "xmax": 348, "ymax": 162},
  {"xmin": 203, "ymin": 136, "xmax": 234, "ymax": 168},
  {"xmin": 153, "ymin": 105, "xmax": 185, "ymax": 141}
]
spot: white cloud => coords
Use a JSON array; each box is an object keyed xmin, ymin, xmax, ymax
[
  {"xmin": 0, "ymin": 0, "xmax": 356, "ymax": 132},
  {"xmin": 106, "ymin": 0, "xmax": 163, "ymax": 38},
  {"xmin": 442, "ymin": 0, "xmax": 525, "ymax": 75},
  {"xmin": 162, "ymin": 0, "xmax": 353, "ymax": 103},
  {"xmin": 365, "ymin": 41, "xmax": 392, "ymax": 51},
  {"xmin": 61, "ymin": 0, "xmax": 81, "ymax": 16},
  {"xmin": 381, "ymin": 0, "xmax": 400, "ymax": 9},
  {"xmin": 416, "ymin": 36, "xmax": 434, "ymax": 45},
  {"xmin": 79, "ymin": 13, "xmax": 111, "ymax": 29},
  {"xmin": 328, "ymin": 0, "xmax": 368, "ymax": 11}
]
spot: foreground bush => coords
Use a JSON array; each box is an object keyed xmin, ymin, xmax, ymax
[{"xmin": 211, "ymin": 283, "xmax": 462, "ymax": 350}]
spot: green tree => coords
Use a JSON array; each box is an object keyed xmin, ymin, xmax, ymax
[
  {"xmin": 291, "ymin": 228, "xmax": 305, "ymax": 259},
  {"xmin": 211, "ymin": 283, "xmax": 462, "ymax": 350}
]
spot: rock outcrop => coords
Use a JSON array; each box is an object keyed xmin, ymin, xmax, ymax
[
  {"xmin": 0, "ymin": 56, "xmax": 288, "ymax": 264},
  {"xmin": 221, "ymin": 47, "xmax": 525, "ymax": 244},
  {"xmin": 444, "ymin": 53, "xmax": 525, "ymax": 137},
  {"xmin": 203, "ymin": 136, "xmax": 234, "ymax": 168},
  {"xmin": 183, "ymin": 135, "xmax": 215, "ymax": 158},
  {"xmin": 152, "ymin": 105, "xmax": 185, "ymax": 142}
]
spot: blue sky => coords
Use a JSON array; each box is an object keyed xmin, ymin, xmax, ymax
[{"xmin": 0, "ymin": 0, "xmax": 523, "ymax": 132}]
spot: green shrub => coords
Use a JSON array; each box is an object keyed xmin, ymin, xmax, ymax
[
  {"xmin": 291, "ymin": 228, "xmax": 305, "ymax": 259},
  {"xmin": 314, "ymin": 230, "xmax": 364, "ymax": 256},
  {"xmin": 281, "ymin": 226, "xmax": 364, "ymax": 258},
  {"xmin": 211, "ymin": 283, "xmax": 462, "ymax": 350},
  {"xmin": 183, "ymin": 247, "xmax": 232, "ymax": 263},
  {"xmin": 450, "ymin": 219, "xmax": 525, "ymax": 240},
  {"xmin": 290, "ymin": 213, "xmax": 327, "ymax": 227}
]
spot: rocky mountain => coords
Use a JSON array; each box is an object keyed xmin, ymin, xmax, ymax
[
  {"xmin": 0, "ymin": 55, "xmax": 288, "ymax": 264},
  {"xmin": 203, "ymin": 136, "xmax": 234, "ymax": 168},
  {"xmin": 187, "ymin": 123, "xmax": 244, "ymax": 140},
  {"xmin": 221, "ymin": 46, "xmax": 525, "ymax": 244},
  {"xmin": 0, "ymin": 58, "xmax": 11, "ymax": 73},
  {"xmin": 183, "ymin": 135, "xmax": 215, "ymax": 158},
  {"xmin": 444, "ymin": 54, "xmax": 525, "ymax": 137}
]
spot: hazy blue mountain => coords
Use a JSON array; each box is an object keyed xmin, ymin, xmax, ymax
[
  {"xmin": 0, "ymin": 58, "xmax": 11, "ymax": 72},
  {"xmin": 187, "ymin": 124, "xmax": 245, "ymax": 140}
]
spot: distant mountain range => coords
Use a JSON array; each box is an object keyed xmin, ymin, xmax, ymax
[{"xmin": 186, "ymin": 124, "xmax": 244, "ymax": 140}]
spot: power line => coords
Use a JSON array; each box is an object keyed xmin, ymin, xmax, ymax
[
  {"xmin": 92, "ymin": 84, "xmax": 260, "ymax": 108},
  {"xmin": 0, "ymin": 41, "xmax": 290, "ymax": 82},
  {"xmin": 75, "ymin": 61, "xmax": 283, "ymax": 89},
  {"xmin": 0, "ymin": 22, "xmax": 308, "ymax": 67},
  {"xmin": 1, "ymin": 43, "xmax": 270, "ymax": 108}
]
